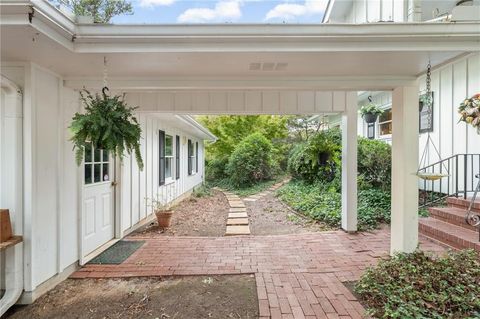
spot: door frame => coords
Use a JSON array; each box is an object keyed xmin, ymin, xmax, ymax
[{"xmin": 78, "ymin": 154, "xmax": 123, "ymax": 265}]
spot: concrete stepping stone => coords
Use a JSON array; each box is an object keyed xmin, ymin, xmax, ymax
[
  {"xmin": 225, "ymin": 225, "xmax": 250, "ymax": 236},
  {"xmin": 227, "ymin": 218, "xmax": 249, "ymax": 225},
  {"xmin": 228, "ymin": 212, "xmax": 248, "ymax": 218},
  {"xmin": 229, "ymin": 202, "xmax": 245, "ymax": 208},
  {"xmin": 229, "ymin": 207, "xmax": 246, "ymax": 212},
  {"xmin": 243, "ymin": 198, "xmax": 257, "ymax": 202}
]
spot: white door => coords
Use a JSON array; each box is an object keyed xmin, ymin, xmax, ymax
[{"xmin": 82, "ymin": 145, "xmax": 114, "ymax": 256}]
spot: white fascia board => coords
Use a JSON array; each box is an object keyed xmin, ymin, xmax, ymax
[{"xmin": 175, "ymin": 115, "xmax": 217, "ymax": 142}]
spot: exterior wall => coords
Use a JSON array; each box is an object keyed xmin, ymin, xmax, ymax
[
  {"xmin": 120, "ymin": 114, "xmax": 205, "ymax": 233},
  {"xmin": 342, "ymin": 0, "xmax": 406, "ymax": 23}
]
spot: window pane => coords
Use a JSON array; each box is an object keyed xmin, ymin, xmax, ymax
[
  {"xmin": 85, "ymin": 145, "xmax": 92, "ymax": 163},
  {"xmin": 379, "ymin": 109, "xmax": 392, "ymax": 123},
  {"xmin": 165, "ymin": 158, "xmax": 172, "ymax": 178},
  {"xmin": 85, "ymin": 164, "xmax": 92, "ymax": 184},
  {"xmin": 102, "ymin": 150, "xmax": 109, "ymax": 162},
  {"xmin": 165, "ymin": 135, "xmax": 173, "ymax": 156},
  {"xmin": 380, "ymin": 122, "xmax": 392, "ymax": 135},
  {"xmin": 94, "ymin": 164, "xmax": 101, "ymax": 183},
  {"xmin": 102, "ymin": 163, "xmax": 110, "ymax": 181},
  {"xmin": 94, "ymin": 147, "xmax": 101, "ymax": 162}
]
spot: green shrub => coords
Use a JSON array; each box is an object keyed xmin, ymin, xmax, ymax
[
  {"xmin": 192, "ymin": 184, "xmax": 212, "ymax": 198},
  {"xmin": 276, "ymin": 180, "xmax": 390, "ymax": 230},
  {"xmin": 358, "ymin": 138, "xmax": 391, "ymax": 191},
  {"xmin": 205, "ymin": 157, "xmax": 229, "ymax": 182},
  {"xmin": 287, "ymin": 130, "xmax": 340, "ymax": 183},
  {"xmin": 355, "ymin": 249, "xmax": 480, "ymax": 319},
  {"xmin": 227, "ymin": 133, "xmax": 276, "ymax": 188}
]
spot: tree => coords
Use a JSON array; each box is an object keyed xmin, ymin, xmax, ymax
[{"xmin": 57, "ymin": 0, "xmax": 133, "ymax": 23}]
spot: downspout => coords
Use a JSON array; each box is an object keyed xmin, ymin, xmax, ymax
[{"xmin": 0, "ymin": 76, "xmax": 24, "ymax": 316}]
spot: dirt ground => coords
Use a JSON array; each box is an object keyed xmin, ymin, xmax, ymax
[
  {"xmin": 247, "ymin": 193, "xmax": 331, "ymax": 235},
  {"xmin": 130, "ymin": 189, "xmax": 228, "ymax": 237},
  {"xmin": 6, "ymin": 275, "xmax": 258, "ymax": 319}
]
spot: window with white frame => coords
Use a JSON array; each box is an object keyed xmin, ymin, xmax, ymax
[
  {"xmin": 165, "ymin": 134, "xmax": 173, "ymax": 181},
  {"xmin": 84, "ymin": 144, "xmax": 110, "ymax": 185},
  {"xmin": 188, "ymin": 139, "xmax": 196, "ymax": 175},
  {"xmin": 378, "ymin": 108, "xmax": 392, "ymax": 136}
]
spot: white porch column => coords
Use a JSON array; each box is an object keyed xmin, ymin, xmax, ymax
[
  {"xmin": 341, "ymin": 92, "xmax": 358, "ymax": 232},
  {"xmin": 391, "ymin": 85, "xmax": 419, "ymax": 254}
]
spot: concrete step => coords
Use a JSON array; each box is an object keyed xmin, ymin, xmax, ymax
[
  {"xmin": 447, "ymin": 197, "xmax": 480, "ymax": 213},
  {"xmin": 419, "ymin": 217, "xmax": 480, "ymax": 251},
  {"xmin": 226, "ymin": 218, "xmax": 249, "ymax": 225},
  {"xmin": 228, "ymin": 212, "xmax": 248, "ymax": 219},
  {"xmin": 225, "ymin": 225, "xmax": 251, "ymax": 236},
  {"xmin": 229, "ymin": 207, "xmax": 246, "ymax": 213},
  {"xmin": 229, "ymin": 202, "xmax": 246, "ymax": 208},
  {"xmin": 428, "ymin": 206, "xmax": 477, "ymax": 231}
]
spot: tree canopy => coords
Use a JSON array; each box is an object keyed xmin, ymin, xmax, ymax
[{"xmin": 57, "ymin": 0, "xmax": 133, "ymax": 23}]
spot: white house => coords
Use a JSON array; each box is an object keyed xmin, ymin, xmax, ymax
[{"xmin": 0, "ymin": 0, "xmax": 479, "ymax": 314}]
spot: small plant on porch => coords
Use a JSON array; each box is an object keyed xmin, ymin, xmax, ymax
[
  {"xmin": 69, "ymin": 88, "xmax": 144, "ymax": 170},
  {"xmin": 458, "ymin": 93, "xmax": 480, "ymax": 134},
  {"xmin": 146, "ymin": 197, "xmax": 173, "ymax": 228},
  {"xmin": 360, "ymin": 102, "xmax": 384, "ymax": 124}
]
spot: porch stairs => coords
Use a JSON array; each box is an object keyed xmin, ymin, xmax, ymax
[{"xmin": 419, "ymin": 197, "xmax": 480, "ymax": 251}]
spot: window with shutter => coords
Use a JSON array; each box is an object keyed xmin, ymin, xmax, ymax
[
  {"xmin": 159, "ymin": 130, "xmax": 165, "ymax": 185},
  {"xmin": 188, "ymin": 139, "xmax": 192, "ymax": 175},
  {"xmin": 195, "ymin": 141, "xmax": 199, "ymax": 173},
  {"xmin": 176, "ymin": 135, "xmax": 180, "ymax": 180}
]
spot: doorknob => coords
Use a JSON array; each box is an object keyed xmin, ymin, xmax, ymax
[{"xmin": 111, "ymin": 181, "xmax": 118, "ymax": 187}]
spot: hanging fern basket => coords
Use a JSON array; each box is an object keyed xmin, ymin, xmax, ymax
[{"xmin": 69, "ymin": 88, "xmax": 144, "ymax": 170}]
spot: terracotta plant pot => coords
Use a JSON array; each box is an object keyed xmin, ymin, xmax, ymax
[
  {"xmin": 155, "ymin": 210, "xmax": 173, "ymax": 228},
  {"xmin": 363, "ymin": 112, "xmax": 378, "ymax": 124}
]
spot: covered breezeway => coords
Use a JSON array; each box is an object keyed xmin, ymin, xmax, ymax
[{"xmin": 1, "ymin": 1, "xmax": 480, "ymax": 311}]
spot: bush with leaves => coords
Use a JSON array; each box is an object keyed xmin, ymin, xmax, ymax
[
  {"xmin": 205, "ymin": 157, "xmax": 229, "ymax": 182},
  {"xmin": 357, "ymin": 137, "xmax": 391, "ymax": 191},
  {"xmin": 69, "ymin": 89, "xmax": 143, "ymax": 169},
  {"xmin": 226, "ymin": 133, "xmax": 276, "ymax": 188},
  {"xmin": 355, "ymin": 249, "xmax": 480, "ymax": 319},
  {"xmin": 287, "ymin": 129, "xmax": 341, "ymax": 183}
]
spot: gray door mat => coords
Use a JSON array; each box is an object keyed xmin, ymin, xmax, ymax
[{"xmin": 88, "ymin": 240, "xmax": 145, "ymax": 265}]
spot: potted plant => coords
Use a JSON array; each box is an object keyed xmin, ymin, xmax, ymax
[
  {"xmin": 458, "ymin": 93, "xmax": 480, "ymax": 134},
  {"xmin": 69, "ymin": 88, "xmax": 144, "ymax": 170},
  {"xmin": 146, "ymin": 197, "xmax": 173, "ymax": 228},
  {"xmin": 360, "ymin": 102, "xmax": 384, "ymax": 124}
]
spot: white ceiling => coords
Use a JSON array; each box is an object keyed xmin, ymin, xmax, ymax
[{"xmin": 1, "ymin": 26, "xmax": 463, "ymax": 79}]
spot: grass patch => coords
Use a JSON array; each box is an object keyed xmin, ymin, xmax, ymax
[
  {"xmin": 276, "ymin": 179, "xmax": 391, "ymax": 230},
  {"xmin": 192, "ymin": 184, "xmax": 213, "ymax": 198},
  {"xmin": 355, "ymin": 249, "xmax": 480, "ymax": 319}
]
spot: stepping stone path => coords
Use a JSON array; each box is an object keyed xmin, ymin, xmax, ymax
[
  {"xmin": 222, "ymin": 191, "xmax": 251, "ymax": 236},
  {"xmin": 242, "ymin": 179, "xmax": 290, "ymax": 202}
]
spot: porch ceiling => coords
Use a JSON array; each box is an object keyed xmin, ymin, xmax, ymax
[{"xmin": 1, "ymin": 0, "xmax": 479, "ymax": 91}]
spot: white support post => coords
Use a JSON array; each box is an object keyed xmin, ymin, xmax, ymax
[
  {"xmin": 391, "ymin": 85, "xmax": 419, "ymax": 255},
  {"xmin": 341, "ymin": 92, "xmax": 358, "ymax": 232}
]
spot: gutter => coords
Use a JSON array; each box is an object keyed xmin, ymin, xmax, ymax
[{"xmin": 176, "ymin": 115, "xmax": 217, "ymax": 142}]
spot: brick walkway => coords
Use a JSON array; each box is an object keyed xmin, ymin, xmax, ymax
[{"xmin": 72, "ymin": 229, "xmax": 445, "ymax": 319}]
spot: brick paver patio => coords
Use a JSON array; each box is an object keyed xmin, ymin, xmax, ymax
[{"xmin": 72, "ymin": 229, "xmax": 446, "ymax": 319}]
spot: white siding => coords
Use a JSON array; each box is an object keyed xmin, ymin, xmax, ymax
[
  {"xmin": 120, "ymin": 115, "xmax": 205, "ymax": 233},
  {"xmin": 344, "ymin": 0, "xmax": 406, "ymax": 23}
]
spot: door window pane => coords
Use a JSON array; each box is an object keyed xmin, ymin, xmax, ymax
[
  {"xmin": 102, "ymin": 150, "xmax": 109, "ymax": 162},
  {"xmin": 94, "ymin": 148, "xmax": 101, "ymax": 162},
  {"xmin": 94, "ymin": 164, "xmax": 101, "ymax": 183},
  {"xmin": 102, "ymin": 163, "xmax": 110, "ymax": 181},
  {"xmin": 85, "ymin": 164, "xmax": 92, "ymax": 184},
  {"xmin": 85, "ymin": 145, "xmax": 92, "ymax": 163}
]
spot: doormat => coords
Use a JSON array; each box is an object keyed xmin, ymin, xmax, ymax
[{"xmin": 88, "ymin": 240, "xmax": 145, "ymax": 265}]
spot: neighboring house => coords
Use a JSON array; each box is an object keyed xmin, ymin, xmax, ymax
[{"xmin": 0, "ymin": 0, "xmax": 478, "ymax": 314}]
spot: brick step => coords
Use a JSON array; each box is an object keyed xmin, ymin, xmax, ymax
[
  {"xmin": 428, "ymin": 207, "xmax": 477, "ymax": 231},
  {"xmin": 447, "ymin": 197, "xmax": 480, "ymax": 213},
  {"xmin": 419, "ymin": 217, "xmax": 480, "ymax": 251}
]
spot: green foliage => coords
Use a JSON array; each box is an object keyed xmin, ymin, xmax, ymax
[
  {"xmin": 192, "ymin": 184, "xmax": 212, "ymax": 198},
  {"xmin": 69, "ymin": 89, "xmax": 143, "ymax": 170},
  {"xmin": 359, "ymin": 102, "xmax": 384, "ymax": 117},
  {"xmin": 198, "ymin": 115, "xmax": 289, "ymax": 181},
  {"xmin": 355, "ymin": 249, "xmax": 480, "ymax": 319},
  {"xmin": 287, "ymin": 129, "xmax": 341, "ymax": 183},
  {"xmin": 223, "ymin": 177, "xmax": 284, "ymax": 197},
  {"xmin": 57, "ymin": 0, "xmax": 133, "ymax": 23},
  {"xmin": 357, "ymin": 137, "xmax": 392, "ymax": 191},
  {"xmin": 226, "ymin": 133, "xmax": 276, "ymax": 188},
  {"xmin": 276, "ymin": 180, "xmax": 391, "ymax": 230}
]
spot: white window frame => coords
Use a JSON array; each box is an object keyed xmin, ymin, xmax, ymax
[
  {"xmin": 188, "ymin": 139, "xmax": 197, "ymax": 176},
  {"xmin": 378, "ymin": 107, "xmax": 392, "ymax": 138},
  {"xmin": 165, "ymin": 134, "xmax": 174, "ymax": 183}
]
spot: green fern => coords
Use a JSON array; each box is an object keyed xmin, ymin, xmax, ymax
[{"xmin": 69, "ymin": 88, "xmax": 144, "ymax": 170}]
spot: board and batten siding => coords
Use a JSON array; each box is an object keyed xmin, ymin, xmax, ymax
[{"xmin": 120, "ymin": 114, "xmax": 205, "ymax": 233}]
